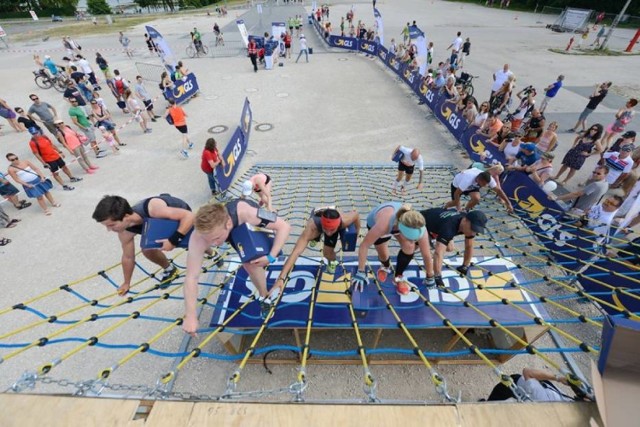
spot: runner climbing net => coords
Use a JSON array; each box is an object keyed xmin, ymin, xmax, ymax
[{"xmin": 0, "ymin": 163, "xmax": 631, "ymax": 403}]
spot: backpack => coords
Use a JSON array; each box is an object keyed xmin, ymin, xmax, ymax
[{"xmin": 114, "ymin": 78, "xmax": 125, "ymax": 95}]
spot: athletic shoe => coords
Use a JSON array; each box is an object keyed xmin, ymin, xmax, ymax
[
  {"xmin": 70, "ymin": 177, "xmax": 83, "ymax": 182},
  {"xmin": 89, "ymin": 165, "xmax": 100, "ymax": 170},
  {"xmin": 187, "ymin": 141, "xmax": 194, "ymax": 150},
  {"xmin": 158, "ymin": 264, "xmax": 178, "ymax": 288},
  {"xmin": 62, "ymin": 185, "xmax": 75, "ymax": 191},
  {"xmin": 259, "ymin": 297, "xmax": 273, "ymax": 319},
  {"xmin": 144, "ymin": 128, "xmax": 153, "ymax": 133},
  {"xmin": 309, "ymin": 240, "xmax": 318, "ymax": 248},
  {"xmin": 86, "ymin": 169, "xmax": 95, "ymax": 174},
  {"xmin": 180, "ymin": 149, "xmax": 189, "ymax": 159},
  {"xmin": 566, "ymin": 128, "xmax": 575, "ymax": 133},
  {"xmin": 96, "ymin": 151, "xmax": 108, "ymax": 158},
  {"xmin": 394, "ymin": 276, "xmax": 411, "ymax": 296},
  {"xmin": 326, "ymin": 260, "xmax": 338, "ymax": 274},
  {"xmin": 377, "ymin": 266, "xmax": 391, "ymax": 282},
  {"xmin": 151, "ymin": 118, "xmax": 157, "ymax": 122},
  {"xmin": 424, "ymin": 276, "xmax": 436, "ymax": 287}
]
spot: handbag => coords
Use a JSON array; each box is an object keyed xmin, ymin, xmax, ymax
[
  {"xmin": 166, "ymin": 113, "xmax": 174, "ymax": 125},
  {"xmin": 76, "ymin": 131, "xmax": 89, "ymax": 143},
  {"xmin": 9, "ymin": 164, "xmax": 54, "ymax": 190}
]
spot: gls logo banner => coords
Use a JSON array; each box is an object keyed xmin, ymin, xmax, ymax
[
  {"xmin": 358, "ymin": 41, "xmax": 378, "ymax": 54},
  {"xmin": 330, "ymin": 36, "xmax": 357, "ymax": 50},
  {"xmin": 170, "ymin": 74, "xmax": 199, "ymax": 105},
  {"xmin": 210, "ymin": 256, "xmax": 544, "ymax": 328}
]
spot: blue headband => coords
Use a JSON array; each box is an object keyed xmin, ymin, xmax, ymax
[{"xmin": 398, "ymin": 222, "xmax": 425, "ymax": 241}]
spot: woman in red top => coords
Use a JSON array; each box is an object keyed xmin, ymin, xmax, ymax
[
  {"xmin": 283, "ymin": 32, "xmax": 292, "ymax": 59},
  {"xmin": 201, "ymin": 138, "xmax": 225, "ymax": 195}
]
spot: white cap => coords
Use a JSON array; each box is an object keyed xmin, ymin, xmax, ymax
[
  {"xmin": 241, "ymin": 180, "xmax": 253, "ymax": 196},
  {"xmin": 300, "ymin": 33, "xmax": 305, "ymax": 39},
  {"xmin": 44, "ymin": 55, "xmax": 51, "ymax": 59}
]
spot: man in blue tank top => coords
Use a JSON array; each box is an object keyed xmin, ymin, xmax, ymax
[
  {"xmin": 92, "ymin": 194, "xmax": 194, "ymax": 296},
  {"xmin": 182, "ymin": 199, "xmax": 291, "ymax": 335}
]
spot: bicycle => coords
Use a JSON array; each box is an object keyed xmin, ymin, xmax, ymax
[
  {"xmin": 455, "ymin": 72, "xmax": 478, "ymax": 97},
  {"xmin": 186, "ymin": 42, "xmax": 209, "ymax": 58},
  {"xmin": 33, "ymin": 69, "xmax": 68, "ymax": 93},
  {"xmin": 214, "ymin": 32, "xmax": 225, "ymax": 47}
]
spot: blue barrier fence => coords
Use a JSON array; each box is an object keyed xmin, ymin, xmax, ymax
[{"xmin": 310, "ymin": 19, "xmax": 640, "ymax": 314}]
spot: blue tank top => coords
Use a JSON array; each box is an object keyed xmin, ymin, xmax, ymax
[
  {"xmin": 366, "ymin": 202, "xmax": 402, "ymax": 234},
  {"xmin": 126, "ymin": 193, "xmax": 191, "ymax": 235}
]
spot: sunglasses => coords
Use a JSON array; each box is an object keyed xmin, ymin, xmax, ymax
[
  {"xmin": 8, "ymin": 157, "xmax": 18, "ymax": 161},
  {"xmin": 30, "ymin": 97, "xmax": 38, "ymax": 101}
]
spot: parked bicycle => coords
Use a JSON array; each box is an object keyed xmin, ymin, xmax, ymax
[
  {"xmin": 33, "ymin": 69, "xmax": 68, "ymax": 93},
  {"xmin": 455, "ymin": 72, "xmax": 478, "ymax": 97}
]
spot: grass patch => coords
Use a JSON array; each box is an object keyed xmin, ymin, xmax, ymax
[{"xmin": 13, "ymin": 16, "xmax": 157, "ymax": 41}]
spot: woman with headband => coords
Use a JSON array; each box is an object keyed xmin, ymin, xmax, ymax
[{"xmin": 352, "ymin": 203, "xmax": 434, "ymax": 295}]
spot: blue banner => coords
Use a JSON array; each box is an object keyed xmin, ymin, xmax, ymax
[
  {"xmin": 217, "ymin": 98, "xmax": 252, "ymax": 193},
  {"xmin": 210, "ymin": 257, "xmax": 548, "ymax": 328},
  {"xmin": 358, "ymin": 40, "xmax": 378, "ymax": 55},
  {"xmin": 328, "ymin": 35, "xmax": 358, "ymax": 50},
  {"xmin": 164, "ymin": 73, "xmax": 199, "ymax": 105}
]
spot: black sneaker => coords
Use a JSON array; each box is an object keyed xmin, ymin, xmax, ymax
[
  {"xmin": 159, "ymin": 265, "xmax": 178, "ymax": 288},
  {"xmin": 259, "ymin": 297, "xmax": 273, "ymax": 319},
  {"xmin": 70, "ymin": 177, "xmax": 83, "ymax": 182},
  {"xmin": 63, "ymin": 185, "xmax": 75, "ymax": 191}
]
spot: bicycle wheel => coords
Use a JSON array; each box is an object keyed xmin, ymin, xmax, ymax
[
  {"xmin": 52, "ymin": 77, "xmax": 67, "ymax": 92},
  {"xmin": 200, "ymin": 45, "xmax": 209, "ymax": 56},
  {"xmin": 466, "ymin": 83, "xmax": 474, "ymax": 97},
  {"xmin": 34, "ymin": 75, "xmax": 52, "ymax": 89},
  {"xmin": 186, "ymin": 46, "xmax": 196, "ymax": 58}
]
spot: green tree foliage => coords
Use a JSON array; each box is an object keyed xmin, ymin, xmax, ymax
[
  {"xmin": 87, "ymin": 0, "xmax": 111, "ymax": 14},
  {"xmin": 517, "ymin": 0, "xmax": 639, "ymax": 16}
]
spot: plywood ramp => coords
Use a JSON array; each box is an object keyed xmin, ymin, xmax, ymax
[{"xmin": 0, "ymin": 394, "xmax": 601, "ymax": 427}]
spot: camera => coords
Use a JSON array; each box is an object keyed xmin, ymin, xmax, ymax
[{"xmin": 522, "ymin": 85, "xmax": 535, "ymax": 95}]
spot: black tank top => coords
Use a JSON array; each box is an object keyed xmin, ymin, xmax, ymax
[
  {"xmin": 225, "ymin": 198, "xmax": 260, "ymax": 243},
  {"xmin": 126, "ymin": 193, "xmax": 191, "ymax": 235}
]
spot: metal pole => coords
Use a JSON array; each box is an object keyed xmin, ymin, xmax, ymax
[{"xmin": 600, "ymin": 0, "xmax": 632, "ymax": 50}]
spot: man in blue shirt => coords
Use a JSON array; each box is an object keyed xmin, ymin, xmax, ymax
[
  {"xmin": 539, "ymin": 74, "xmax": 564, "ymax": 113},
  {"xmin": 43, "ymin": 55, "xmax": 59, "ymax": 76},
  {"xmin": 508, "ymin": 143, "xmax": 540, "ymax": 171}
]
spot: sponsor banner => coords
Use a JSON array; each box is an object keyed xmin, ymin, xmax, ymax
[
  {"xmin": 211, "ymin": 256, "xmax": 547, "ymax": 328},
  {"xmin": 377, "ymin": 44, "xmax": 388, "ymax": 62},
  {"xmin": 579, "ymin": 260, "xmax": 640, "ymax": 314},
  {"xmin": 399, "ymin": 63, "xmax": 420, "ymax": 93},
  {"xmin": 217, "ymin": 127, "xmax": 247, "ymax": 193},
  {"xmin": 237, "ymin": 20, "xmax": 249, "ymax": 47},
  {"xmin": 272, "ymin": 22, "xmax": 286, "ymax": 39},
  {"xmin": 164, "ymin": 73, "xmax": 199, "ymax": 105},
  {"xmin": 145, "ymin": 26, "xmax": 177, "ymax": 70},
  {"xmin": 386, "ymin": 54, "xmax": 403, "ymax": 76},
  {"xmin": 29, "ymin": 10, "xmax": 39, "ymax": 21},
  {"xmin": 358, "ymin": 39, "xmax": 378, "ymax": 55},
  {"xmin": 373, "ymin": 8, "xmax": 384, "ymax": 46},
  {"xmin": 328, "ymin": 35, "xmax": 358, "ymax": 50}
]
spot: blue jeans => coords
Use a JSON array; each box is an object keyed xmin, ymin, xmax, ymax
[
  {"xmin": 206, "ymin": 172, "xmax": 218, "ymax": 193},
  {"xmin": 296, "ymin": 48, "xmax": 309, "ymax": 63}
]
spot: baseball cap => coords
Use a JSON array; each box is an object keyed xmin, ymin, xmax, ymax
[
  {"xmin": 521, "ymin": 143, "xmax": 536, "ymax": 152},
  {"xmin": 300, "ymin": 33, "xmax": 305, "ymax": 39},
  {"xmin": 466, "ymin": 210, "xmax": 488, "ymax": 234},
  {"xmin": 622, "ymin": 130, "xmax": 637, "ymax": 139},
  {"xmin": 44, "ymin": 55, "xmax": 51, "ymax": 59},
  {"xmin": 241, "ymin": 180, "xmax": 253, "ymax": 196},
  {"xmin": 53, "ymin": 119, "xmax": 64, "ymax": 124},
  {"xmin": 621, "ymin": 144, "xmax": 633, "ymax": 152}
]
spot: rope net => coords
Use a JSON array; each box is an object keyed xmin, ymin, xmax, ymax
[{"xmin": 0, "ymin": 164, "xmax": 619, "ymax": 402}]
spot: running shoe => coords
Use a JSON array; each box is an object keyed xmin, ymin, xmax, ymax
[
  {"xmin": 424, "ymin": 276, "xmax": 436, "ymax": 287},
  {"xmin": 89, "ymin": 165, "xmax": 100, "ymax": 170},
  {"xmin": 144, "ymin": 128, "xmax": 153, "ymax": 133},
  {"xmin": 62, "ymin": 185, "xmax": 75, "ymax": 191},
  {"xmin": 394, "ymin": 275, "xmax": 412, "ymax": 296},
  {"xmin": 259, "ymin": 297, "xmax": 273, "ymax": 320},
  {"xmin": 96, "ymin": 151, "xmax": 108, "ymax": 158},
  {"xmin": 377, "ymin": 266, "xmax": 391, "ymax": 282},
  {"xmin": 180, "ymin": 149, "xmax": 189, "ymax": 159},
  {"xmin": 158, "ymin": 264, "xmax": 178, "ymax": 288},
  {"xmin": 70, "ymin": 177, "xmax": 83, "ymax": 182},
  {"xmin": 187, "ymin": 141, "xmax": 194, "ymax": 150}
]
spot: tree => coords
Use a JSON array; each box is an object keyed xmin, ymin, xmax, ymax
[{"xmin": 87, "ymin": 0, "xmax": 111, "ymax": 14}]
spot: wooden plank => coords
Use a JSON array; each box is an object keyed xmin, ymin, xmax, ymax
[
  {"xmin": 145, "ymin": 401, "xmax": 195, "ymax": 426},
  {"xmin": 0, "ymin": 394, "xmax": 138, "ymax": 427},
  {"xmin": 457, "ymin": 402, "xmax": 601, "ymax": 427},
  {"xmin": 186, "ymin": 402, "xmax": 459, "ymax": 427}
]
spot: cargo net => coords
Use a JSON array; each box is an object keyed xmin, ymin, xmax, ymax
[{"xmin": 1, "ymin": 163, "xmax": 628, "ymax": 403}]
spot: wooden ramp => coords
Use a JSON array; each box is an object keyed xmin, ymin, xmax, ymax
[{"xmin": 0, "ymin": 394, "xmax": 601, "ymax": 427}]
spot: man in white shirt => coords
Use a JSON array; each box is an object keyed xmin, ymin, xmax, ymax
[
  {"xmin": 295, "ymin": 34, "xmax": 309, "ymax": 63},
  {"xmin": 446, "ymin": 31, "xmax": 463, "ymax": 53},
  {"xmin": 603, "ymin": 145, "xmax": 633, "ymax": 188},
  {"xmin": 445, "ymin": 168, "xmax": 513, "ymax": 213},
  {"xmin": 392, "ymin": 145, "xmax": 424, "ymax": 194},
  {"xmin": 491, "ymin": 63, "xmax": 514, "ymax": 96},
  {"xmin": 75, "ymin": 54, "xmax": 100, "ymax": 89}
]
